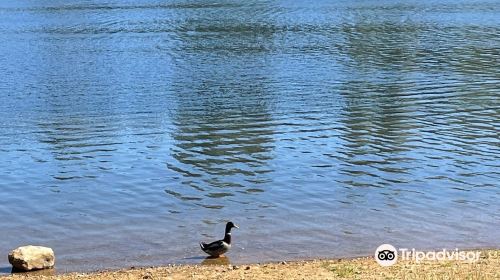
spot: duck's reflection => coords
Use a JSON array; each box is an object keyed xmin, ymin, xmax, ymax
[{"xmin": 201, "ymin": 256, "xmax": 230, "ymax": 266}]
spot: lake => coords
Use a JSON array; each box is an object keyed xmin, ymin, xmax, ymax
[{"xmin": 0, "ymin": 0, "xmax": 499, "ymax": 273}]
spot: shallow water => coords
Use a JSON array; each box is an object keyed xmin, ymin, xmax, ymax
[{"xmin": 0, "ymin": 0, "xmax": 499, "ymax": 273}]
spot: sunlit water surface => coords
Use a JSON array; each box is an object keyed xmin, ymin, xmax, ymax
[{"xmin": 0, "ymin": 0, "xmax": 499, "ymax": 273}]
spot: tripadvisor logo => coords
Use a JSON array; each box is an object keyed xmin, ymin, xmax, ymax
[
  {"xmin": 375, "ymin": 244, "xmax": 398, "ymax": 266},
  {"xmin": 374, "ymin": 244, "xmax": 482, "ymax": 266}
]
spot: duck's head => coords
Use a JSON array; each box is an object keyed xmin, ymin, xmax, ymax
[{"xmin": 225, "ymin": 221, "xmax": 239, "ymax": 232}]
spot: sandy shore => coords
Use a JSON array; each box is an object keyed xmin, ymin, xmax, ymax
[{"xmin": 2, "ymin": 250, "xmax": 500, "ymax": 279}]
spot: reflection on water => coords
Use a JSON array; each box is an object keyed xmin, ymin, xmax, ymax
[
  {"xmin": 0, "ymin": 0, "xmax": 499, "ymax": 274},
  {"xmin": 166, "ymin": 42, "xmax": 276, "ymax": 209},
  {"xmin": 201, "ymin": 256, "xmax": 231, "ymax": 266},
  {"xmin": 10, "ymin": 268, "xmax": 56, "ymax": 277}
]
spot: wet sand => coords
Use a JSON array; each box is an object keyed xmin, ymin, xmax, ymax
[{"xmin": 2, "ymin": 250, "xmax": 500, "ymax": 279}]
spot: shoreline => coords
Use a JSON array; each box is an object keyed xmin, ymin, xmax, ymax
[{"xmin": 2, "ymin": 250, "xmax": 500, "ymax": 279}]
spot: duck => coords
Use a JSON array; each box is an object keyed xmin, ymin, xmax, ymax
[{"xmin": 200, "ymin": 221, "xmax": 239, "ymax": 257}]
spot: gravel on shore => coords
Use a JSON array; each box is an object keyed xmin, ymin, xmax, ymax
[{"xmin": 2, "ymin": 250, "xmax": 500, "ymax": 280}]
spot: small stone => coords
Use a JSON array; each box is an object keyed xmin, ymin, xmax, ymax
[
  {"xmin": 8, "ymin": 245, "xmax": 55, "ymax": 271},
  {"xmin": 245, "ymin": 266, "xmax": 251, "ymax": 270},
  {"xmin": 232, "ymin": 265, "xmax": 239, "ymax": 270},
  {"xmin": 281, "ymin": 261, "xmax": 287, "ymax": 265}
]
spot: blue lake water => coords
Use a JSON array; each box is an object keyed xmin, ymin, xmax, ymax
[{"xmin": 0, "ymin": 0, "xmax": 499, "ymax": 273}]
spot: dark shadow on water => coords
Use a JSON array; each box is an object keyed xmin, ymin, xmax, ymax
[
  {"xmin": 10, "ymin": 267, "xmax": 56, "ymax": 276},
  {"xmin": 201, "ymin": 256, "xmax": 230, "ymax": 266},
  {"xmin": 0, "ymin": 267, "xmax": 12, "ymax": 274}
]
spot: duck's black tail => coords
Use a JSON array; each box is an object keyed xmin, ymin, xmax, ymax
[{"xmin": 199, "ymin": 242, "xmax": 206, "ymax": 250}]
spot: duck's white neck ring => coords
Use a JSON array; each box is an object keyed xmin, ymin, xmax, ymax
[{"xmin": 223, "ymin": 232, "xmax": 232, "ymax": 244}]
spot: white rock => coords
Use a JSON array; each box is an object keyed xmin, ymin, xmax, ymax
[{"xmin": 8, "ymin": 245, "xmax": 55, "ymax": 271}]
